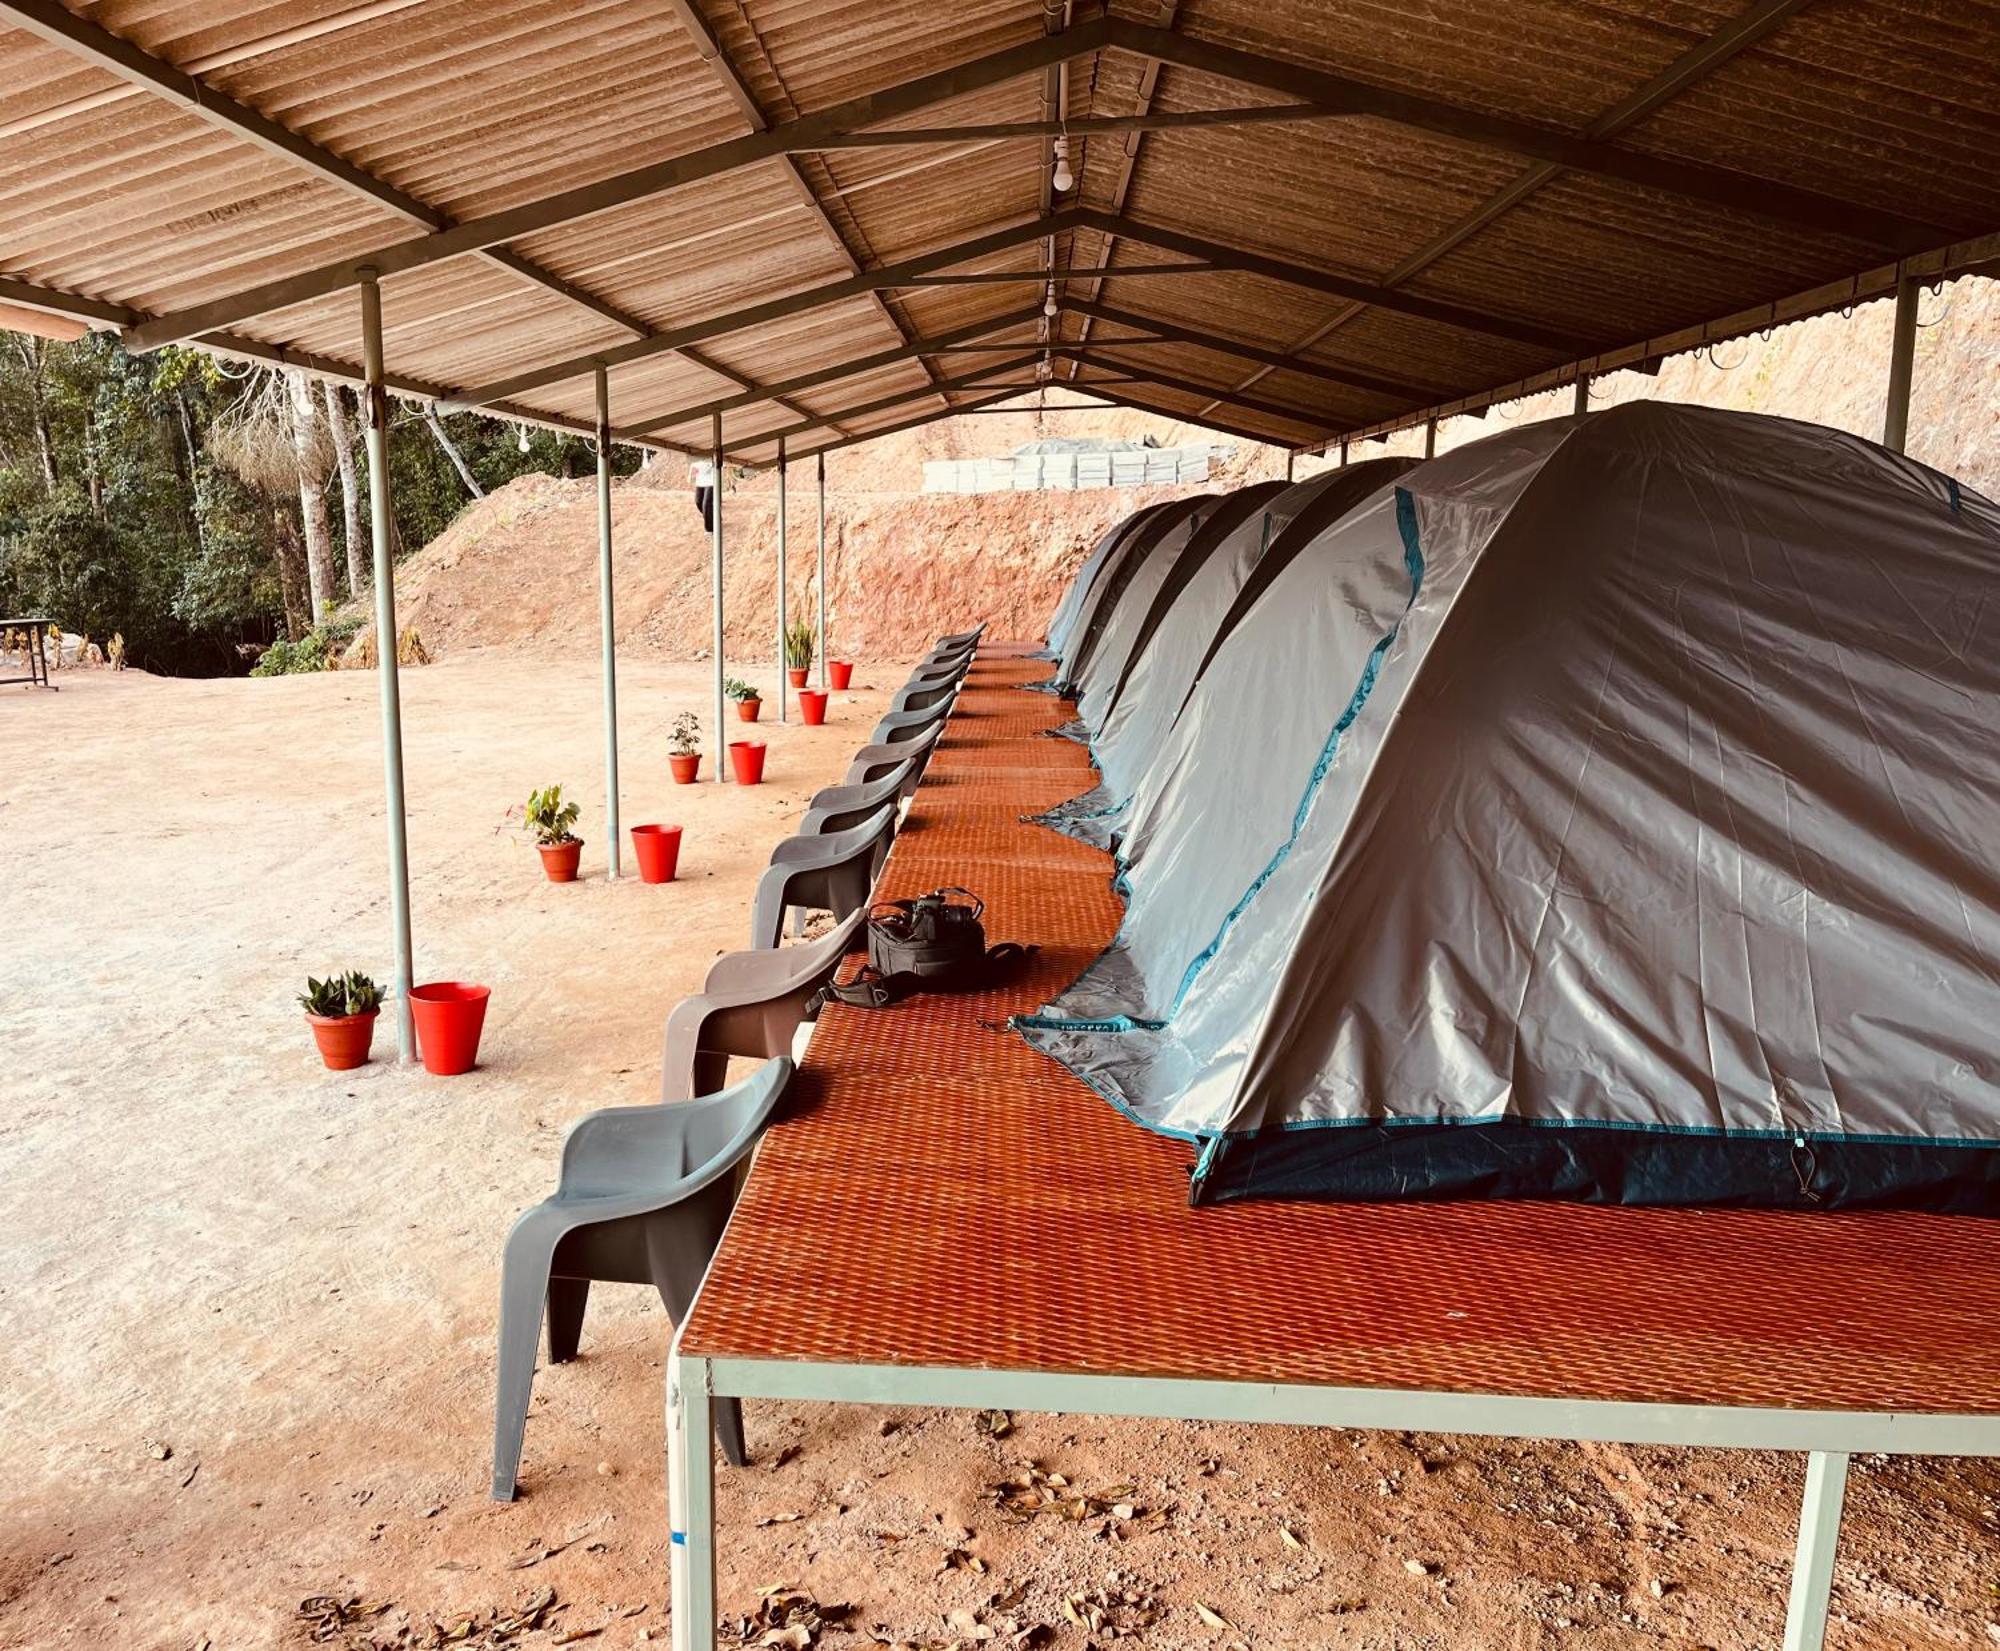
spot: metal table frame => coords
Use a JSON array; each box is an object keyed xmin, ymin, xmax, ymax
[
  {"xmin": 0, "ymin": 617, "xmax": 54, "ymax": 688},
  {"xmin": 668, "ymin": 1340, "xmax": 1998, "ymax": 1651}
]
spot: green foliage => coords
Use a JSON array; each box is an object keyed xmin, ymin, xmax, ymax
[
  {"xmin": 724, "ymin": 676, "xmax": 761, "ymax": 703},
  {"xmin": 249, "ymin": 614, "xmax": 361, "ymax": 676},
  {"xmin": 298, "ymin": 970, "xmax": 383, "ymax": 1017},
  {"xmin": 784, "ymin": 616, "xmax": 816, "ymax": 670},
  {"xmin": 522, "ymin": 783, "xmax": 581, "ymax": 846},
  {"xmin": 669, "ymin": 710, "xmax": 701, "ymax": 756},
  {"xmin": 0, "ymin": 331, "xmax": 641, "ymax": 678}
]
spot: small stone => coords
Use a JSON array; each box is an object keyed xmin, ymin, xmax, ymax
[
  {"xmin": 1649, "ymin": 1578, "xmax": 1669, "ymax": 1598},
  {"xmin": 147, "ymin": 1441, "xmax": 173, "ymax": 1461},
  {"xmin": 1403, "ymin": 1559, "xmax": 1432, "ymax": 1577},
  {"xmin": 597, "ymin": 1461, "xmax": 616, "ymax": 1477}
]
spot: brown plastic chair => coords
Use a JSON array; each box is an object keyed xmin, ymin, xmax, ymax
[
  {"xmin": 800, "ymin": 758, "xmax": 914, "ymax": 835},
  {"xmin": 890, "ymin": 676, "xmax": 958, "ymax": 714},
  {"xmin": 492, "ymin": 1057, "xmax": 792, "ymax": 1500},
  {"xmin": 659, "ymin": 908, "xmax": 867, "ymax": 1102},
  {"xmin": 749, "ymin": 802, "xmax": 896, "ymax": 948},
  {"xmin": 844, "ymin": 723, "xmax": 942, "ymax": 791}
]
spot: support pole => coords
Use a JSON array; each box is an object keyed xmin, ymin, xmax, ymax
[
  {"xmin": 666, "ymin": 1345, "xmax": 717, "ymax": 1651},
  {"xmin": 1338, "ymin": 438, "xmax": 1348, "ymax": 469},
  {"xmin": 359, "ymin": 269, "xmax": 415, "ymax": 1061},
  {"xmin": 1882, "ymin": 271, "xmax": 1919, "ymax": 454},
  {"xmin": 594, "ymin": 365, "xmax": 621, "ymax": 879},
  {"xmin": 816, "ymin": 451, "xmax": 828, "ymax": 690},
  {"xmin": 1423, "ymin": 418, "xmax": 1437, "ymax": 459},
  {"xmin": 711, "ymin": 412, "xmax": 727, "ymax": 783},
  {"xmin": 776, "ymin": 436, "xmax": 788, "ymax": 723},
  {"xmin": 1572, "ymin": 375, "xmax": 1589, "ymax": 417},
  {"xmin": 1781, "ymin": 1451, "xmax": 1850, "ymax": 1651},
  {"xmin": 1284, "ymin": 449, "xmax": 1295, "ymax": 482}
]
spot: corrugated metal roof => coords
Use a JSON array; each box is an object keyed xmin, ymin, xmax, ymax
[{"xmin": 3, "ymin": 0, "xmax": 1997, "ymax": 460}]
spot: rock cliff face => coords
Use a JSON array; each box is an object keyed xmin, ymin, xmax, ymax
[{"xmin": 380, "ymin": 276, "xmax": 1999, "ymax": 662}]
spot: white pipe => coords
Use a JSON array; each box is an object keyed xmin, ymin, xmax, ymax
[
  {"xmin": 776, "ymin": 436, "xmax": 787, "ymax": 723},
  {"xmin": 816, "ymin": 452, "xmax": 828, "ymax": 689},
  {"xmin": 595, "ymin": 365, "xmax": 621, "ymax": 877},
  {"xmin": 359, "ymin": 268, "xmax": 415, "ymax": 1061},
  {"xmin": 1882, "ymin": 273, "xmax": 1919, "ymax": 453},
  {"xmin": 711, "ymin": 413, "xmax": 727, "ymax": 783}
]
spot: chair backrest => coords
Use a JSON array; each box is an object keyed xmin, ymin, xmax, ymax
[
  {"xmin": 805, "ymin": 759, "xmax": 913, "ymax": 834},
  {"xmin": 890, "ymin": 678, "xmax": 956, "ymax": 714},
  {"xmin": 872, "ymin": 699, "xmax": 952, "ymax": 745},
  {"xmin": 844, "ymin": 723, "xmax": 942, "ymax": 789}
]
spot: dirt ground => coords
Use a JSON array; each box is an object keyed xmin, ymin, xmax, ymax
[{"xmin": 3, "ymin": 655, "xmax": 1996, "ymax": 1651}]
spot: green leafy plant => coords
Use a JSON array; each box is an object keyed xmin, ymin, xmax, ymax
[
  {"xmin": 724, "ymin": 677, "xmax": 760, "ymax": 704},
  {"xmin": 784, "ymin": 617, "xmax": 816, "ymax": 670},
  {"xmin": 522, "ymin": 783, "xmax": 581, "ymax": 846},
  {"xmin": 298, "ymin": 970, "xmax": 383, "ymax": 1018},
  {"xmin": 669, "ymin": 710, "xmax": 701, "ymax": 757}
]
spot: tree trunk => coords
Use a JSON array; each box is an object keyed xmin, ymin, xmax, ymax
[
  {"xmin": 323, "ymin": 381, "xmax": 365, "ymax": 594},
  {"xmin": 423, "ymin": 409, "xmax": 484, "ymax": 498},
  {"xmin": 16, "ymin": 337, "xmax": 57, "ymax": 493},
  {"xmin": 270, "ymin": 504, "xmax": 310, "ymax": 640},
  {"xmin": 285, "ymin": 369, "xmax": 336, "ymax": 625}
]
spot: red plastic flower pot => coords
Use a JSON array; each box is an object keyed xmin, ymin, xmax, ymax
[
  {"xmin": 797, "ymin": 688, "xmax": 829, "ymax": 726},
  {"xmin": 630, "ymin": 823, "xmax": 683, "ymax": 884},
  {"xmin": 537, "ymin": 838, "xmax": 582, "ymax": 883},
  {"xmin": 787, "ymin": 666, "xmax": 809, "ymax": 688},
  {"xmin": 410, "ymin": 982, "xmax": 490, "ymax": 1076},
  {"xmin": 735, "ymin": 697, "xmax": 762, "ymax": 723},
  {"xmin": 669, "ymin": 751, "xmax": 701, "ymax": 785},
  {"xmin": 829, "ymin": 660, "xmax": 853, "ymax": 690},
  {"xmin": 728, "ymin": 739, "xmax": 767, "ymax": 785},
  {"xmin": 306, "ymin": 1008, "xmax": 378, "ymax": 1071}
]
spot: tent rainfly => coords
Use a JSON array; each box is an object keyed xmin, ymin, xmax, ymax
[{"xmin": 1021, "ymin": 402, "xmax": 2000, "ymax": 1213}]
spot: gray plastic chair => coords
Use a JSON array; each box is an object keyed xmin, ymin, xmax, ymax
[
  {"xmin": 492, "ymin": 1057, "xmax": 793, "ymax": 1501},
  {"xmin": 844, "ymin": 723, "xmax": 942, "ymax": 791},
  {"xmin": 890, "ymin": 676, "xmax": 958, "ymax": 714},
  {"xmin": 660, "ymin": 909, "xmax": 867, "ymax": 1103},
  {"xmin": 934, "ymin": 625, "xmax": 983, "ymax": 651},
  {"xmin": 911, "ymin": 655, "xmax": 970, "ymax": 686},
  {"xmin": 871, "ymin": 698, "xmax": 955, "ymax": 746},
  {"xmin": 800, "ymin": 759, "xmax": 913, "ymax": 835},
  {"xmin": 749, "ymin": 802, "xmax": 896, "ymax": 948}
]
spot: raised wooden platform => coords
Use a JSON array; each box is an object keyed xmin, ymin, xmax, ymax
[{"xmin": 683, "ymin": 655, "xmax": 2000, "ymax": 1423}]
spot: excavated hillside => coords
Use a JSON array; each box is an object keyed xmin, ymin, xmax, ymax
[{"xmin": 380, "ymin": 275, "xmax": 1999, "ymax": 662}]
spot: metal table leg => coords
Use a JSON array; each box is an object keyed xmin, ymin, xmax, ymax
[
  {"xmin": 1781, "ymin": 1450, "xmax": 1850, "ymax": 1651},
  {"xmin": 668, "ymin": 1344, "xmax": 718, "ymax": 1651}
]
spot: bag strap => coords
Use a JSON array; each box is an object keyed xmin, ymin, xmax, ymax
[{"xmin": 808, "ymin": 942, "xmax": 1037, "ymax": 1014}]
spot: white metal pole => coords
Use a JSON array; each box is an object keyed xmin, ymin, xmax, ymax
[
  {"xmin": 776, "ymin": 435, "xmax": 787, "ymax": 723},
  {"xmin": 1423, "ymin": 418, "xmax": 1436, "ymax": 459},
  {"xmin": 594, "ymin": 365, "xmax": 621, "ymax": 878},
  {"xmin": 1572, "ymin": 375, "xmax": 1589, "ymax": 417},
  {"xmin": 358, "ymin": 268, "xmax": 415, "ymax": 1061},
  {"xmin": 1882, "ymin": 271, "xmax": 1919, "ymax": 454},
  {"xmin": 711, "ymin": 412, "xmax": 727, "ymax": 783},
  {"xmin": 1781, "ymin": 1451, "xmax": 1850, "ymax": 1651},
  {"xmin": 666, "ymin": 1345, "xmax": 717, "ymax": 1651},
  {"xmin": 816, "ymin": 451, "xmax": 828, "ymax": 689}
]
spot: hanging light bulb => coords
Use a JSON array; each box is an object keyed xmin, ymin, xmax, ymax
[
  {"xmin": 1043, "ymin": 285, "xmax": 1059, "ymax": 318},
  {"xmin": 516, "ymin": 424, "xmax": 531, "ymax": 454},
  {"xmin": 1050, "ymin": 137, "xmax": 1074, "ymax": 193}
]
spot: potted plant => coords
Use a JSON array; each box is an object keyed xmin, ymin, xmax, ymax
[
  {"xmin": 523, "ymin": 784, "xmax": 583, "ymax": 881},
  {"xmin": 726, "ymin": 677, "xmax": 762, "ymax": 723},
  {"xmin": 784, "ymin": 617, "xmax": 815, "ymax": 689},
  {"xmin": 299, "ymin": 969, "xmax": 382, "ymax": 1070},
  {"xmin": 668, "ymin": 710, "xmax": 702, "ymax": 784},
  {"xmin": 829, "ymin": 658, "xmax": 854, "ymax": 690}
]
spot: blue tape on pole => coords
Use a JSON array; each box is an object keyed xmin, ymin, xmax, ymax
[{"xmin": 671, "ymin": 1530, "xmax": 686, "ymax": 1546}]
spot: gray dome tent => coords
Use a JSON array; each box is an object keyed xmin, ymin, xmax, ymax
[
  {"xmin": 1041, "ymin": 460, "xmax": 1416, "ymax": 850},
  {"xmin": 1049, "ymin": 495, "xmax": 1212, "ymax": 691},
  {"xmin": 1023, "ymin": 403, "xmax": 2000, "ymax": 1213},
  {"xmin": 1043, "ymin": 505, "xmax": 1170, "ymax": 663}
]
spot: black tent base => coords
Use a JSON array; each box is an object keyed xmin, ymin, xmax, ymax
[{"xmin": 1193, "ymin": 1121, "xmax": 2000, "ymax": 1215}]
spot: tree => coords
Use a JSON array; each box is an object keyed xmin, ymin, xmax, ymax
[
  {"xmin": 285, "ymin": 368, "xmax": 336, "ymax": 622},
  {"xmin": 323, "ymin": 381, "xmax": 364, "ymax": 593}
]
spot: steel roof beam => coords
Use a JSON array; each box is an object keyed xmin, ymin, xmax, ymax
[
  {"xmin": 1063, "ymin": 298, "xmax": 1436, "ymax": 402},
  {"xmin": 889, "ymin": 263, "xmax": 1215, "ymax": 284},
  {"xmin": 1076, "ymin": 381, "xmax": 1308, "ymax": 451},
  {"xmin": 803, "ymin": 104, "xmax": 1327, "ymax": 146},
  {"xmin": 720, "ymin": 356, "xmax": 1043, "ymax": 455},
  {"xmin": 1045, "ymin": 348, "xmax": 1337, "ymax": 435},
  {"xmin": 1070, "ymin": 209, "xmax": 1587, "ymax": 351},
  {"xmin": 117, "ymin": 20, "xmax": 1114, "ymax": 354},
  {"xmin": 616, "ymin": 304, "xmax": 1047, "ymax": 439},
  {"xmin": 1104, "ymin": 18, "xmax": 1949, "ymax": 252},
  {"xmin": 437, "ymin": 210, "xmax": 1085, "ymax": 412},
  {"xmin": 779, "ymin": 387, "xmax": 1030, "ymax": 461}
]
